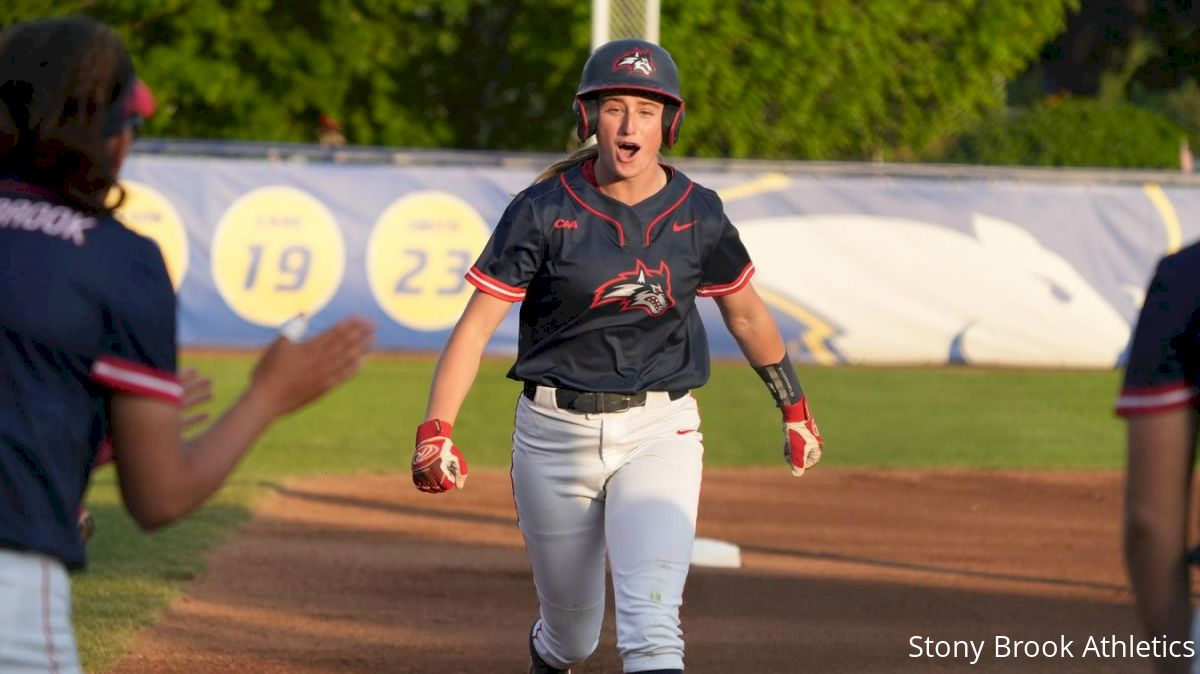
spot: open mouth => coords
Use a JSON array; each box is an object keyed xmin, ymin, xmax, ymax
[{"xmin": 617, "ymin": 141, "xmax": 641, "ymax": 161}]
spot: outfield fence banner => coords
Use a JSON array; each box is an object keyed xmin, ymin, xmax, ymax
[{"xmin": 119, "ymin": 151, "xmax": 1200, "ymax": 368}]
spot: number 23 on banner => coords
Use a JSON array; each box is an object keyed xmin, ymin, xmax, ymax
[
  {"xmin": 211, "ymin": 186, "xmax": 346, "ymax": 327},
  {"xmin": 368, "ymin": 191, "xmax": 490, "ymax": 331}
]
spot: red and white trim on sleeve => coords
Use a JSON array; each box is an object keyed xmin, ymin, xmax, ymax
[
  {"xmin": 91, "ymin": 356, "xmax": 182, "ymax": 404},
  {"xmin": 696, "ymin": 262, "xmax": 756, "ymax": 297},
  {"xmin": 466, "ymin": 266, "xmax": 526, "ymax": 302},
  {"xmin": 1115, "ymin": 383, "xmax": 1200, "ymax": 416}
]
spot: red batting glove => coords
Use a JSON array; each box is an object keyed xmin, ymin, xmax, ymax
[
  {"xmin": 412, "ymin": 419, "xmax": 469, "ymax": 493},
  {"xmin": 782, "ymin": 397, "xmax": 823, "ymax": 477}
]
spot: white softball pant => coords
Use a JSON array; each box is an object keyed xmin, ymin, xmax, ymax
[
  {"xmin": 513, "ymin": 386, "xmax": 704, "ymax": 672},
  {"xmin": 0, "ymin": 548, "xmax": 81, "ymax": 674}
]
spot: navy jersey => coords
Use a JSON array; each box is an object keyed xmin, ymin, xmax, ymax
[
  {"xmin": 0, "ymin": 181, "xmax": 180, "ymax": 569},
  {"xmin": 1116, "ymin": 243, "xmax": 1200, "ymax": 416},
  {"xmin": 467, "ymin": 160, "xmax": 754, "ymax": 393}
]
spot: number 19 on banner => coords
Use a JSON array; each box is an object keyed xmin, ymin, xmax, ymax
[{"xmin": 212, "ymin": 186, "xmax": 346, "ymax": 327}]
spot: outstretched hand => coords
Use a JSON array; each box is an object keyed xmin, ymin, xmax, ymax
[
  {"xmin": 179, "ymin": 367, "xmax": 213, "ymax": 434},
  {"xmin": 247, "ymin": 316, "xmax": 375, "ymax": 418}
]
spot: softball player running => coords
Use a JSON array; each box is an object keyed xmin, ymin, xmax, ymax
[
  {"xmin": 0, "ymin": 17, "xmax": 373, "ymax": 673},
  {"xmin": 1118, "ymin": 243, "xmax": 1200, "ymax": 674},
  {"xmin": 411, "ymin": 39, "xmax": 823, "ymax": 673}
]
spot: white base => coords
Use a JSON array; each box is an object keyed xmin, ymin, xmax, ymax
[{"xmin": 691, "ymin": 537, "xmax": 741, "ymax": 568}]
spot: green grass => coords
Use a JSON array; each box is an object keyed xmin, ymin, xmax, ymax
[
  {"xmin": 73, "ymin": 482, "xmax": 257, "ymax": 672},
  {"xmin": 75, "ymin": 354, "xmax": 1128, "ymax": 672},
  {"xmin": 179, "ymin": 354, "xmax": 1130, "ymax": 473}
]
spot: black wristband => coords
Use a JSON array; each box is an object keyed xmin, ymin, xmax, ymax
[{"xmin": 753, "ymin": 353, "xmax": 804, "ymax": 406}]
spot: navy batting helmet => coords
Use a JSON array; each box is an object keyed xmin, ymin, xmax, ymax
[{"xmin": 572, "ymin": 39, "xmax": 685, "ymax": 148}]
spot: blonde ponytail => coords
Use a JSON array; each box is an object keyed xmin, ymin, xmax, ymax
[{"xmin": 533, "ymin": 145, "xmax": 599, "ymax": 184}]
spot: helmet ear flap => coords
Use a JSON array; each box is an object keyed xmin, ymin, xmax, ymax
[
  {"xmin": 575, "ymin": 93, "xmax": 684, "ymax": 147},
  {"xmin": 663, "ymin": 102, "xmax": 685, "ymax": 148},
  {"xmin": 573, "ymin": 96, "xmax": 598, "ymax": 143}
]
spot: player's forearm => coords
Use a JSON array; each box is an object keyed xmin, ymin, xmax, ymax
[
  {"xmin": 116, "ymin": 317, "xmax": 376, "ymax": 528},
  {"xmin": 1122, "ymin": 411, "xmax": 1197, "ymax": 662},
  {"xmin": 173, "ymin": 392, "xmax": 278, "ymax": 516},
  {"xmin": 727, "ymin": 313, "xmax": 785, "ymax": 366},
  {"xmin": 424, "ymin": 291, "xmax": 511, "ymax": 423},
  {"xmin": 123, "ymin": 392, "xmax": 277, "ymax": 530},
  {"xmin": 1128, "ymin": 562, "xmax": 1191, "ymax": 674},
  {"xmin": 1125, "ymin": 517, "xmax": 1192, "ymax": 658},
  {"xmin": 1125, "ymin": 509, "xmax": 1193, "ymax": 670},
  {"xmin": 715, "ymin": 284, "xmax": 786, "ymax": 366},
  {"xmin": 425, "ymin": 320, "xmax": 493, "ymax": 424}
]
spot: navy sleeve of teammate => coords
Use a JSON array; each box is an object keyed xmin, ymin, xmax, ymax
[
  {"xmin": 696, "ymin": 193, "xmax": 755, "ymax": 298},
  {"xmin": 1116, "ymin": 254, "xmax": 1200, "ymax": 416},
  {"xmin": 466, "ymin": 193, "xmax": 546, "ymax": 303},
  {"xmin": 91, "ymin": 235, "xmax": 181, "ymax": 403}
]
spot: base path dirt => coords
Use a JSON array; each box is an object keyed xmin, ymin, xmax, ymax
[{"xmin": 106, "ymin": 469, "xmax": 1164, "ymax": 673}]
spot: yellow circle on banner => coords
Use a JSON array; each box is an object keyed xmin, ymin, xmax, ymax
[
  {"xmin": 367, "ymin": 191, "xmax": 490, "ymax": 331},
  {"xmin": 113, "ymin": 181, "xmax": 189, "ymax": 290},
  {"xmin": 211, "ymin": 186, "xmax": 345, "ymax": 327}
]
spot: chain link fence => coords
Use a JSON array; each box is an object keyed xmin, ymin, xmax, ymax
[{"xmin": 592, "ymin": 0, "xmax": 659, "ymax": 48}]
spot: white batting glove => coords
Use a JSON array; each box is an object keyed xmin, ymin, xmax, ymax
[
  {"xmin": 782, "ymin": 397, "xmax": 823, "ymax": 477},
  {"xmin": 411, "ymin": 419, "xmax": 469, "ymax": 493}
]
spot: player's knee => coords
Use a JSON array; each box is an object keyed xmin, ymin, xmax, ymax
[
  {"xmin": 553, "ymin": 631, "xmax": 600, "ymax": 665},
  {"xmin": 538, "ymin": 611, "xmax": 603, "ymax": 666}
]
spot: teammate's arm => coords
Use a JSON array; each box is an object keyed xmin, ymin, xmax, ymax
[
  {"xmin": 714, "ymin": 282, "xmax": 823, "ymax": 477},
  {"xmin": 110, "ymin": 317, "xmax": 374, "ymax": 530},
  {"xmin": 1125, "ymin": 407, "xmax": 1197, "ymax": 672}
]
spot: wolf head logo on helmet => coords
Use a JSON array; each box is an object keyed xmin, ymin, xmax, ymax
[
  {"xmin": 614, "ymin": 50, "xmax": 654, "ymax": 76},
  {"xmin": 591, "ymin": 259, "xmax": 675, "ymax": 317}
]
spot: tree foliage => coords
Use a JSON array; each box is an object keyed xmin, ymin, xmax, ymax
[
  {"xmin": 1, "ymin": 1, "xmax": 1075, "ymax": 160},
  {"xmin": 946, "ymin": 99, "xmax": 1186, "ymax": 169},
  {"xmin": 0, "ymin": 1, "xmax": 590, "ymax": 148},
  {"xmin": 664, "ymin": 0, "xmax": 1077, "ymax": 160}
]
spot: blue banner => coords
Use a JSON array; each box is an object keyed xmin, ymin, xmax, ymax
[{"xmin": 119, "ymin": 154, "xmax": 1198, "ymax": 368}]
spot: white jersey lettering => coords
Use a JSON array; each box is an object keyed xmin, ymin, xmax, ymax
[{"xmin": 0, "ymin": 197, "xmax": 96, "ymax": 246}]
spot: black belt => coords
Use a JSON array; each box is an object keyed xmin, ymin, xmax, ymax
[{"xmin": 522, "ymin": 382, "xmax": 688, "ymax": 414}]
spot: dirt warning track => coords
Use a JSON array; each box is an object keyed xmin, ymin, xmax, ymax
[{"xmin": 106, "ymin": 469, "xmax": 1157, "ymax": 673}]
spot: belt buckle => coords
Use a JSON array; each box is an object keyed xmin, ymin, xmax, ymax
[
  {"xmin": 560, "ymin": 390, "xmax": 593, "ymax": 413},
  {"xmin": 559, "ymin": 390, "xmax": 636, "ymax": 414},
  {"xmin": 604, "ymin": 394, "xmax": 633, "ymax": 413}
]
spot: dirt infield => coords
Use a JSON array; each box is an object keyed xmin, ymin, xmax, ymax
[{"xmin": 105, "ymin": 469, "xmax": 1163, "ymax": 673}]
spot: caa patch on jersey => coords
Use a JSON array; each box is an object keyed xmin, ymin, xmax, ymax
[
  {"xmin": 591, "ymin": 259, "xmax": 675, "ymax": 317},
  {"xmin": 613, "ymin": 49, "xmax": 654, "ymax": 76}
]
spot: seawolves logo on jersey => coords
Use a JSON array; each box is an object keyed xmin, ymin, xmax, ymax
[
  {"xmin": 613, "ymin": 50, "xmax": 654, "ymax": 76},
  {"xmin": 591, "ymin": 259, "xmax": 675, "ymax": 317}
]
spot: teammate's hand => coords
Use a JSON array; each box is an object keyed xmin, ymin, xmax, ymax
[
  {"xmin": 179, "ymin": 367, "xmax": 213, "ymax": 434},
  {"xmin": 782, "ymin": 397, "xmax": 823, "ymax": 477},
  {"xmin": 246, "ymin": 316, "xmax": 375, "ymax": 418},
  {"xmin": 78, "ymin": 508, "xmax": 95, "ymax": 543},
  {"xmin": 412, "ymin": 419, "xmax": 469, "ymax": 493}
]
